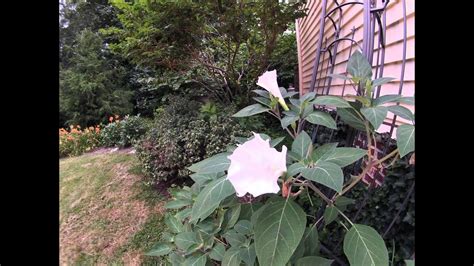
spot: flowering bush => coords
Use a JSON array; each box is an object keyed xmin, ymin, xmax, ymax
[
  {"xmin": 59, "ymin": 125, "xmax": 101, "ymax": 157},
  {"xmin": 146, "ymin": 51, "xmax": 415, "ymax": 266},
  {"xmin": 100, "ymin": 114, "xmax": 150, "ymax": 148}
]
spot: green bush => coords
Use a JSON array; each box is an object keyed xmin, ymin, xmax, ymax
[
  {"xmin": 100, "ymin": 115, "xmax": 150, "ymax": 148},
  {"xmin": 135, "ymin": 96, "xmax": 248, "ymax": 184}
]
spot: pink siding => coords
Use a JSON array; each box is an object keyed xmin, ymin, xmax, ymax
[{"xmin": 296, "ymin": 0, "xmax": 415, "ymax": 137}]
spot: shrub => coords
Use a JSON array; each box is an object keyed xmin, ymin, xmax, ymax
[
  {"xmin": 100, "ymin": 115, "xmax": 150, "ymax": 148},
  {"xmin": 135, "ymin": 96, "xmax": 248, "ymax": 184},
  {"xmin": 59, "ymin": 125, "xmax": 101, "ymax": 158}
]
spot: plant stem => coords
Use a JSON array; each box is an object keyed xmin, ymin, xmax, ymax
[
  {"xmin": 306, "ymin": 182, "xmax": 333, "ymax": 205},
  {"xmin": 335, "ymin": 206, "xmax": 354, "ymax": 226},
  {"xmin": 382, "ymin": 181, "xmax": 415, "ymax": 237}
]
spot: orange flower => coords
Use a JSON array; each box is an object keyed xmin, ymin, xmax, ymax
[
  {"xmin": 115, "ymin": 114, "xmax": 120, "ymax": 119},
  {"xmin": 77, "ymin": 125, "xmax": 81, "ymax": 129},
  {"xmin": 70, "ymin": 125, "xmax": 74, "ymax": 129},
  {"xmin": 109, "ymin": 116, "xmax": 114, "ymax": 122}
]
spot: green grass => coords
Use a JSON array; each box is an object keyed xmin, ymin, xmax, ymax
[{"xmin": 60, "ymin": 150, "xmax": 167, "ymax": 265}]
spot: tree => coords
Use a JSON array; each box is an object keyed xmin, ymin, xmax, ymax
[{"xmin": 60, "ymin": 29, "xmax": 133, "ymax": 126}]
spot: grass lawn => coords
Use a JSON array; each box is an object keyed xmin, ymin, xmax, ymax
[{"xmin": 60, "ymin": 149, "xmax": 166, "ymax": 265}]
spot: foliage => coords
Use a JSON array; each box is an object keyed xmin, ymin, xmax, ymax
[
  {"xmin": 59, "ymin": 125, "xmax": 101, "ymax": 158},
  {"xmin": 149, "ymin": 51, "xmax": 415, "ymax": 265},
  {"xmin": 268, "ymin": 23, "xmax": 298, "ymax": 89},
  {"xmin": 135, "ymin": 96, "xmax": 248, "ymax": 184},
  {"xmin": 103, "ymin": 0, "xmax": 307, "ymax": 103},
  {"xmin": 60, "ymin": 29, "xmax": 134, "ymax": 127},
  {"xmin": 100, "ymin": 115, "xmax": 150, "ymax": 148}
]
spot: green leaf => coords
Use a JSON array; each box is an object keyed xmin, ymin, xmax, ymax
[
  {"xmin": 240, "ymin": 203, "xmax": 263, "ymax": 221},
  {"xmin": 240, "ymin": 243, "xmax": 257, "ymax": 265},
  {"xmin": 175, "ymin": 208, "xmax": 192, "ymax": 221},
  {"xmin": 191, "ymin": 177, "xmax": 235, "ymax": 223},
  {"xmin": 312, "ymin": 143, "xmax": 338, "ymax": 162},
  {"xmin": 361, "ymin": 106, "xmax": 388, "ymax": 130},
  {"xmin": 224, "ymin": 230, "xmax": 246, "ymax": 247},
  {"xmin": 296, "ymin": 256, "xmax": 333, "ymax": 266},
  {"xmin": 253, "ymin": 97, "xmax": 272, "ymax": 107},
  {"xmin": 323, "ymin": 206, "xmax": 338, "ymax": 225},
  {"xmin": 343, "ymin": 224, "xmax": 389, "ymax": 266},
  {"xmin": 337, "ymin": 107, "xmax": 367, "ymax": 131},
  {"xmin": 234, "ymin": 220, "xmax": 253, "ymax": 235},
  {"xmin": 396, "ymin": 124, "xmax": 415, "ymax": 158},
  {"xmin": 169, "ymin": 252, "xmax": 185, "ymax": 265},
  {"xmin": 399, "ymin": 96, "xmax": 414, "ymax": 105},
  {"xmin": 324, "ymin": 147, "xmax": 367, "ymax": 167},
  {"xmin": 301, "ymin": 92, "xmax": 316, "ymax": 102},
  {"xmin": 184, "ymin": 254, "xmax": 207, "ymax": 266},
  {"xmin": 287, "ymin": 162, "xmax": 305, "ymax": 176},
  {"xmin": 347, "ymin": 50, "xmax": 372, "ymax": 80},
  {"xmin": 145, "ymin": 242, "xmax": 173, "ymax": 256},
  {"xmin": 292, "ymin": 131, "xmax": 313, "ymax": 160},
  {"xmin": 405, "ymin": 259, "xmax": 415, "ymax": 266},
  {"xmin": 233, "ymin": 104, "xmax": 270, "ymax": 117},
  {"xmin": 301, "ymin": 161, "xmax": 344, "ymax": 192},
  {"xmin": 165, "ymin": 214, "xmax": 183, "ymax": 233},
  {"xmin": 372, "ymin": 77, "xmax": 395, "ymax": 87},
  {"xmin": 285, "ymin": 91, "xmax": 299, "ymax": 98},
  {"xmin": 209, "ymin": 243, "xmax": 225, "ymax": 261},
  {"xmin": 281, "ymin": 115, "xmax": 299, "ymax": 129},
  {"xmin": 305, "ymin": 111, "xmax": 337, "ymax": 129},
  {"xmin": 188, "ymin": 153, "xmax": 230, "ymax": 174},
  {"xmin": 253, "ymin": 89, "xmax": 270, "ymax": 98},
  {"xmin": 312, "ymin": 96, "xmax": 352, "ymax": 108},
  {"xmin": 175, "ymin": 232, "xmax": 199, "ymax": 251},
  {"xmin": 189, "ymin": 172, "xmax": 221, "ymax": 186},
  {"xmin": 335, "ymin": 196, "xmax": 355, "ymax": 207},
  {"xmin": 222, "ymin": 204, "xmax": 242, "ymax": 230},
  {"xmin": 387, "ymin": 105, "xmax": 414, "ymax": 121},
  {"xmin": 270, "ymin": 137, "xmax": 285, "ymax": 148},
  {"xmin": 222, "ymin": 247, "xmax": 242, "ymax": 266},
  {"xmin": 328, "ymin": 73, "xmax": 351, "ymax": 80},
  {"xmin": 165, "ymin": 199, "xmax": 193, "ymax": 209},
  {"xmin": 373, "ymin": 94, "xmax": 402, "ymax": 106},
  {"xmin": 303, "ymin": 225, "xmax": 319, "ymax": 256},
  {"xmin": 302, "ymin": 103, "xmax": 314, "ymax": 118},
  {"xmin": 254, "ymin": 197, "xmax": 307, "ymax": 266}
]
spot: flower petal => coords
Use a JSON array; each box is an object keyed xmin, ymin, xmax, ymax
[{"xmin": 256, "ymin": 70, "xmax": 284, "ymax": 102}]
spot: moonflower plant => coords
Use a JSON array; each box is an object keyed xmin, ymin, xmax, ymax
[
  {"xmin": 256, "ymin": 70, "xmax": 290, "ymax": 111},
  {"xmin": 227, "ymin": 133, "xmax": 287, "ymax": 197}
]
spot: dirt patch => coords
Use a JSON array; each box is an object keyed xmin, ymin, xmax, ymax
[
  {"xmin": 60, "ymin": 154, "xmax": 164, "ymax": 265},
  {"xmin": 87, "ymin": 147, "xmax": 135, "ymax": 156}
]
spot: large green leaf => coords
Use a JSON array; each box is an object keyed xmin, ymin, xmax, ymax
[
  {"xmin": 287, "ymin": 162, "xmax": 306, "ymax": 176},
  {"xmin": 253, "ymin": 89, "xmax": 270, "ymax": 98},
  {"xmin": 312, "ymin": 143, "xmax": 338, "ymax": 162},
  {"xmin": 337, "ymin": 107, "xmax": 366, "ymax": 131},
  {"xmin": 373, "ymin": 94, "xmax": 402, "ymax": 106},
  {"xmin": 253, "ymin": 97, "xmax": 272, "ymax": 107},
  {"xmin": 372, "ymin": 77, "xmax": 395, "ymax": 87},
  {"xmin": 145, "ymin": 242, "xmax": 173, "ymax": 256},
  {"xmin": 254, "ymin": 197, "xmax": 306, "ymax": 266},
  {"xmin": 296, "ymin": 256, "xmax": 334, "ymax": 266},
  {"xmin": 222, "ymin": 204, "xmax": 242, "ymax": 231},
  {"xmin": 209, "ymin": 243, "xmax": 225, "ymax": 261},
  {"xmin": 224, "ymin": 230, "xmax": 247, "ymax": 247},
  {"xmin": 361, "ymin": 106, "xmax": 388, "ymax": 130},
  {"xmin": 188, "ymin": 153, "xmax": 230, "ymax": 174},
  {"xmin": 189, "ymin": 172, "xmax": 221, "ymax": 186},
  {"xmin": 281, "ymin": 115, "xmax": 299, "ymax": 129},
  {"xmin": 292, "ymin": 131, "xmax": 313, "ymax": 160},
  {"xmin": 347, "ymin": 50, "xmax": 372, "ymax": 80},
  {"xmin": 324, "ymin": 147, "xmax": 367, "ymax": 167},
  {"xmin": 398, "ymin": 96, "xmax": 414, "ymax": 105},
  {"xmin": 222, "ymin": 247, "xmax": 242, "ymax": 266},
  {"xmin": 312, "ymin": 96, "xmax": 352, "ymax": 108},
  {"xmin": 396, "ymin": 124, "xmax": 415, "ymax": 158},
  {"xmin": 184, "ymin": 254, "xmax": 207, "ymax": 266},
  {"xmin": 343, "ymin": 224, "xmax": 389, "ymax": 266},
  {"xmin": 175, "ymin": 208, "xmax": 192, "ymax": 222},
  {"xmin": 175, "ymin": 232, "xmax": 200, "ymax": 251},
  {"xmin": 165, "ymin": 199, "xmax": 193, "ymax": 209},
  {"xmin": 240, "ymin": 243, "xmax": 257, "ymax": 265},
  {"xmin": 301, "ymin": 161, "xmax": 344, "ymax": 192},
  {"xmin": 305, "ymin": 111, "xmax": 337, "ymax": 129},
  {"xmin": 323, "ymin": 206, "xmax": 338, "ymax": 225},
  {"xmin": 233, "ymin": 104, "xmax": 270, "ymax": 117},
  {"xmin": 234, "ymin": 220, "xmax": 253, "ymax": 235},
  {"xmin": 387, "ymin": 105, "xmax": 414, "ymax": 121},
  {"xmin": 165, "ymin": 214, "xmax": 183, "ymax": 233},
  {"xmin": 303, "ymin": 225, "xmax": 319, "ymax": 256},
  {"xmin": 190, "ymin": 177, "xmax": 235, "ymax": 223},
  {"xmin": 301, "ymin": 92, "xmax": 316, "ymax": 102}
]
